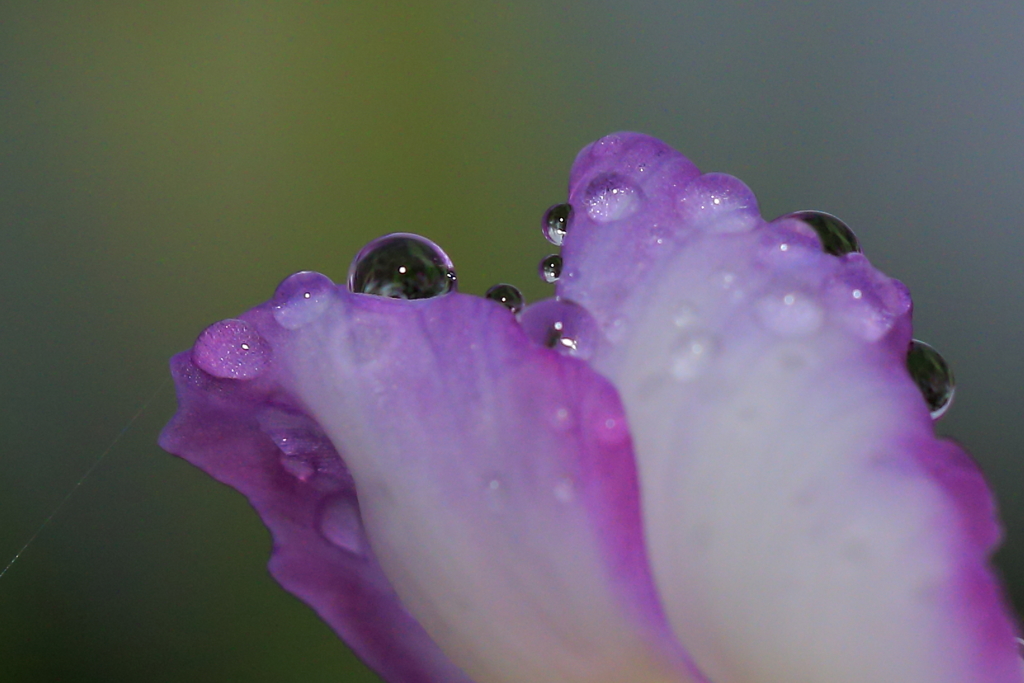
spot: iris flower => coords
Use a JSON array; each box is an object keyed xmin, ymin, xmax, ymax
[{"xmin": 160, "ymin": 133, "xmax": 1021, "ymax": 682}]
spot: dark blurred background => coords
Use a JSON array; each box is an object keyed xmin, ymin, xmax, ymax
[{"xmin": 1, "ymin": 2, "xmax": 1022, "ymax": 681}]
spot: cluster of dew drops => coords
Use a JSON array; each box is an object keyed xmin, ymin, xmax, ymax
[{"xmin": 341, "ymin": 202, "xmax": 955, "ymax": 420}]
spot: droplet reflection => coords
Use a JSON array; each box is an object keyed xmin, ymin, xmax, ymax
[
  {"xmin": 783, "ymin": 210, "xmax": 861, "ymax": 256},
  {"xmin": 348, "ymin": 233, "xmax": 457, "ymax": 299},
  {"xmin": 907, "ymin": 339, "xmax": 955, "ymax": 419},
  {"xmin": 485, "ymin": 283, "xmax": 525, "ymax": 313}
]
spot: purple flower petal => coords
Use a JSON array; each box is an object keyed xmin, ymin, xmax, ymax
[
  {"xmin": 559, "ymin": 132, "xmax": 1022, "ymax": 682},
  {"xmin": 160, "ymin": 350, "xmax": 474, "ymax": 683},
  {"xmin": 161, "ymin": 285, "xmax": 702, "ymax": 682}
]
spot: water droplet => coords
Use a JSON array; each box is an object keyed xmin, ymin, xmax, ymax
[
  {"xmin": 272, "ymin": 271, "xmax": 334, "ymax": 329},
  {"xmin": 542, "ymin": 203, "xmax": 573, "ymax": 246},
  {"xmin": 348, "ymin": 233, "xmax": 456, "ymax": 299},
  {"xmin": 584, "ymin": 173, "xmax": 640, "ymax": 222},
  {"xmin": 782, "ymin": 211, "xmax": 860, "ymax": 256},
  {"xmin": 485, "ymin": 283, "xmax": 525, "ymax": 313},
  {"xmin": 677, "ymin": 173, "xmax": 759, "ymax": 232},
  {"xmin": 280, "ymin": 456, "xmax": 316, "ymax": 482},
  {"xmin": 673, "ymin": 303, "xmax": 698, "ymax": 329},
  {"xmin": 192, "ymin": 319, "xmax": 271, "ymax": 379},
  {"xmin": 539, "ymin": 254, "xmax": 563, "ymax": 283},
  {"xmin": 907, "ymin": 340, "xmax": 954, "ymax": 419},
  {"xmin": 269, "ymin": 429, "xmax": 328, "ymax": 457},
  {"xmin": 595, "ymin": 413, "xmax": 629, "ymax": 445},
  {"xmin": 519, "ymin": 298, "xmax": 600, "ymax": 360},
  {"xmin": 319, "ymin": 497, "xmax": 365, "ymax": 555},
  {"xmin": 548, "ymin": 405, "xmax": 574, "ymax": 431},
  {"xmin": 671, "ymin": 333, "xmax": 717, "ymax": 381},
  {"xmin": 484, "ymin": 477, "xmax": 507, "ymax": 513},
  {"xmin": 553, "ymin": 477, "xmax": 575, "ymax": 503},
  {"xmin": 757, "ymin": 292, "xmax": 824, "ymax": 337}
]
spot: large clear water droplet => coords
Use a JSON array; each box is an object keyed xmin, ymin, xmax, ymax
[
  {"xmin": 782, "ymin": 210, "xmax": 860, "ymax": 256},
  {"xmin": 485, "ymin": 283, "xmax": 525, "ymax": 313},
  {"xmin": 519, "ymin": 298, "xmax": 600, "ymax": 360},
  {"xmin": 539, "ymin": 254, "xmax": 563, "ymax": 283},
  {"xmin": 348, "ymin": 233, "xmax": 456, "ymax": 299},
  {"xmin": 192, "ymin": 319, "xmax": 271, "ymax": 380},
  {"xmin": 272, "ymin": 271, "xmax": 334, "ymax": 329},
  {"xmin": 907, "ymin": 339, "xmax": 955, "ymax": 419},
  {"xmin": 542, "ymin": 203, "xmax": 573, "ymax": 246}
]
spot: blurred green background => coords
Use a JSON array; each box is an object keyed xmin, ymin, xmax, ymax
[{"xmin": 2, "ymin": 1, "xmax": 1022, "ymax": 681}]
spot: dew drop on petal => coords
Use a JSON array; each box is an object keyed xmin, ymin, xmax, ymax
[
  {"xmin": 272, "ymin": 271, "xmax": 334, "ymax": 329},
  {"xmin": 348, "ymin": 233, "xmax": 457, "ymax": 299},
  {"xmin": 192, "ymin": 319, "xmax": 270, "ymax": 380},
  {"xmin": 757, "ymin": 292, "xmax": 824, "ymax": 337},
  {"xmin": 485, "ymin": 283, "xmax": 525, "ymax": 313},
  {"xmin": 548, "ymin": 405, "xmax": 574, "ymax": 431},
  {"xmin": 584, "ymin": 173, "xmax": 640, "ymax": 222},
  {"xmin": 907, "ymin": 339, "xmax": 955, "ymax": 419},
  {"xmin": 670, "ymin": 333, "xmax": 717, "ymax": 381},
  {"xmin": 542, "ymin": 203, "xmax": 573, "ymax": 246},
  {"xmin": 319, "ymin": 497, "xmax": 365, "ymax": 555},
  {"xmin": 595, "ymin": 413, "xmax": 630, "ymax": 445},
  {"xmin": 677, "ymin": 173, "xmax": 759, "ymax": 232},
  {"xmin": 782, "ymin": 210, "xmax": 861, "ymax": 256},
  {"xmin": 519, "ymin": 298, "xmax": 600, "ymax": 360},
  {"xmin": 267, "ymin": 428, "xmax": 327, "ymax": 457},
  {"xmin": 280, "ymin": 456, "xmax": 316, "ymax": 482},
  {"xmin": 484, "ymin": 477, "xmax": 507, "ymax": 513},
  {"xmin": 539, "ymin": 254, "xmax": 563, "ymax": 283},
  {"xmin": 553, "ymin": 477, "xmax": 575, "ymax": 503}
]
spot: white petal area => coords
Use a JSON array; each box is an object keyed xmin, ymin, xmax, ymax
[
  {"xmin": 273, "ymin": 293, "xmax": 701, "ymax": 683},
  {"xmin": 592, "ymin": 234, "xmax": 1022, "ymax": 683}
]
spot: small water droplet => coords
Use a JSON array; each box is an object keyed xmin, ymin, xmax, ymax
[
  {"xmin": 485, "ymin": 283, "xmax": 525, "ymax": 313},
  {"xmin": 671, "ymin": 333, "xmax": 717, "ymax": 381},
  {"xmin": 907, "ymin": 340, "xmax": 955, "ymax": 419},
  {"xmin": 519, "ymin": 298, "xmax": 600, "ymax": 360},
  {"xmin": 268, "ymin": 429, "xmax": 328, "ymax": 457},
  {"xmin": 280, "ymin": 456, "xmax": 316, "ymax": 482},
  {"xmin": 348, "ymin": 233, "xmax": 456, "ymax": 299},
  {"xmin": 595, "ymin": 413, "xmax": 630, "ymax": 446},
  {"xmin": 485, "ymin": 477, "xmax": 507, "ymax": 513},
  {"xmin": 539, "ymin": 254, "xmax": 563, "ymax": 283},
  {"xmin": 192, "ymin": 319, "xmax": 271, "ymax": 379},
  {"xmin": 677, "ymin": 173, "xmax": 760, "ymax": 232},
  {"xmin": 673, "ymin": 304, "xmax": 698, "ymax": 329},
  {"xmin": 272, "ymin": 271, "xmax": 334, "ymax": 329},
  {"xmin": 757, "ymin": 292, "xmax": 824, "ymax": 337},
  {"xmin": 584, "ymin": 173, "xmax": 640, "ymax": 222},
  {"xmin": 319, "ymin": 497, "xmax": 365, "ymax": 555},
  {"xmin": 782, "ymin": 211, "xmax": 860, "ymax": 256},
  {"xmin": 542, "ymin": 203, "xmax": 573, "ymax": 246},
  {"xmin": 553, "ymin": 477, "xmax": 575, "ymax": 503},
  {"xmin": 548, "ymin": 406, "xmax": 575, "ymax": 431}
]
